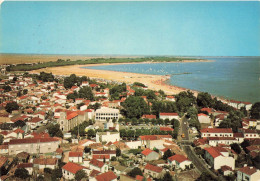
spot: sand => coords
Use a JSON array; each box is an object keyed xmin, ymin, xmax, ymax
[{"xmin": 30, "ymin": 62, "xmax": 203, "ymax": 95}]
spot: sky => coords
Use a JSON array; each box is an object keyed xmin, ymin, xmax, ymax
[{"xmin": 0, "ymin": 1, "xmax": 259, "ymax": 56}]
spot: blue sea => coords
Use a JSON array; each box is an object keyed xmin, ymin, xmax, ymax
[{"xmin": 84, "ymin": 57, "xmax": 260, "ymax": 103}]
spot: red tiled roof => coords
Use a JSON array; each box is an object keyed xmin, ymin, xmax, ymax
[
  {"xmin": 9, "ymin": 138, "xmax": 59, "ymax": 145},
  {"xmin": 168, "ymin": 154, "xmax": 190, "ymax": 163},
  {"xmin": 29, "ymin": 117, "xmax": 42, "ymax": 123},
  {"xmin": 69, "ymin": 152, "xmax": 83, "ymax": 157},
  {"xmin": 141, "ymin": 148, "xmax": 153, "ymax": 156},
  {"xmin": 200, "ymin": 108, "xmax": 213, "ymax": 113},
  {"xmin": 160, "ymin": 113, "xmax": 178, "ymax": 116},
  {"xmin": 0, "ymin": 156, "xmax": 8, "ymax": 168},
  {"xmin": 92, "ymin": 150, "xmax": 116, "ymax": 155},
  {"xmin": 221, "ymin": 165, "xmax": 232, "ymax": 171},
  {"xmin": 95, "ymin": 171, "xmax": 117, "ymax": 181},
  {"xmin": 204, "ymin": 147, "xmax": 227, "ymax": 158},
  {"xmin": 160, "ymin": 127, "xmax": 174, "ymax": 131},
  {"xmin": 67, "ymin": 112, "xmax": 78, "ymax": 120},
  {"xmin": 198, "ymin": 113, "xmax": 208, "ymax": 117},
  {"xmin": 13, "ymin": 128, "xmax": 25, "ymax": 134},
  {"xmin": 90, "ymin": 169, "xmax": 101, "ymax": 177},
  {"xmin": 62, "ymin": 162, "xmax": 85, "ymax": 174},
  {"xmin": 17, "ymin": 163, "xmax": 33, "ymax": 168},
  {"xmin": 33, "ymin": 158, "xmax": 57, "ymax": 165},
  {"xmin": 243, "ymin": 129, "xmax": 258, "ymax": 134},
  {"xmin": 208, "ymin": 137, "xmax": 236, "ymax": 140},
  {"xmin": 93, "ymin": 155, "xmax": 110, "ymax": 160},
  {"xmin": 142, "ymin": 114, "xmax": 156, "ymax": 119},
  {"xmin": 0, "ymin": 145, "xmax": 8, "ymax": 149},
  {"xmin": 200, "ymin": 128, "xmax": 233, "ymax": 134},
  {"xmin": 238, "ymin": 166, "xmax": 258, "ymax": 176},
  {"xmin": 90, "ymin": 159, "xmax": 105, "ymax": 168},
  {"xmin": 144, "ymin": 164, "xmax": 163, "ymax": 173}
]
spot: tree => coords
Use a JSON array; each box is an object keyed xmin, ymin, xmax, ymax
[
  {"xmin": 176, "ymin": 91, "xmax": 196, "ymax": 113},
  {"xmin": 128, "ymin": 167, "xmax": 143, "ymax": 178},
  {"xmin": 162, "ymin": 171, "xmax": 173, "ymax": 181},
  {"xmin": 197, "ymin": 92, "xmax": 214, "ymax": 108},
  {"xmin": 14, "ymin": 168, "xmax": 29, "ymax": 179},
  {"xmin": 250, "ymin": 102, "xmax": 260, "ymax": 119},
  {"xmin": 3, "ymin": 85, "xmax": 11, "ymax": 92},
  {"xmin": 122, "ymin": 96, "xmax": 149, "ymax": 118},
  {"xmin": 0, "ymin": 135, "xmax": 3, "ymax": 145},
  {"xmin": 230, "ymin": 143, "xmax": 242, "ymax": 154},
  {"xmin": 64, "ymin": 74, "xmax": 77, "ymax": 89},
  {"xmin": 75, "ymin": 170, "xmax": 86, "ymax": 181},
  {"xmin": 163, "ymin": 149, "xmax": 173, "ymax": 160},
  {"xmin": 116, "ymin": 148, "xmax": 121, "ymax": 156},
  {"xmin": 44, "ymin": 168, "xmax": 52, "ymax": 174},
  {"xmin": 84, "ymin": 147, "xmax": 91, "ymax": 153},
  {"xmin": 23, "ymin": 89, "xmax": 28, "ymax": 95},
  {"xmin": 111, "ymin": 156, "xmax": 117, "ymax": 161},
  {"xmin": 87, "ymin": 129, "xmax": 95, "ymax": 138},
  {"xmin": 241, "ymin": 139, "xmax": 250, "ymax": 151},
  {"xmin": 79, "ymin": 86, "xmax": 94, "ymax": 100},
  {"xmin": 195, "ymin": 171, "xmax": 215, "ymax": 181},
  {"xmin": 51, "ymin": 168, "xmax": 62, "ymax": 180},
  {"xmin": 47, "ymin": 124, "xmax": 63, "ymax": 138},
  {"xmin": 5, "ymin": 102, "xmax": 19, "ymax": 113}
]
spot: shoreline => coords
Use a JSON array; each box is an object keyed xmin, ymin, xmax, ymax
[{"xmin": 29, "ymin": 61, "xmax": 212, "ymax": 96}]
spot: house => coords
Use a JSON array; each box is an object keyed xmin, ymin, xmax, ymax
[
  {"xmin": 166, "ymin": 95, "xmax": 175, "ymax": 102},
  {"xmin": 8, "ymin": 138, "xmax": 60, "ymax": 155},
  {"xmin": 58, "ymin": 111, "xmax": 80, "ymax": 132},
  {"xmin": 62, "ymin": 162, "xmax": 87, "ymax": 180},
  {"xmin": 27, "ymin": 117, "xmax": 43, "ymax": 129},
  {"xmin": 204, "ymin": 147, "xmax": 235, "ymax": 170},
  {"xmin": 17, "ymin": 163, "xmax": 33, "ymax": 175},
  {"xmin": 0, "ymin": 145, "xmax": 8, "ymax": 154},
  {"xmin": 220, "ymin": 165, "xmax": 233, "ymax": 176},
  {"xmin": 200, "ymin": 128, "xmax": 233, "ymax": 138},
  {"xmin": 96, "ymin": 132, "xmax": 120, "ymax": 143},
  {"xmin": 125, "ymin": 140, "xmax": 142, "ymax": 149},
  {"xmin": 159, "ymin": 127, "xmax": 174, "ymax": 132},
  {"xmin": 159, "ymin": 113, "xmax": 179, "ymax": 120},
  {"xmin": 168, "ymin": 154, "xmax": 192, "ymax": 170},
  {"xmin": 142, "ymin": 114, "xmax": 156, "ymax": 120},
  {"xmin": 89, "ymin": 159, "xmax": 108, "ymax": 173},
  {"xmin": 237, "ymin": 166, "xmax": 260, "ymax": 181},
  {"xmin": 141, "ymin": 148, "xmax": 160, "ymax": 161},
  {"xmin": 139, "ymin": 135, "xmax": 172, "ymax": 149},
  {"xmin": 33, "ymin": 158, "xmax": 58, "ymax": 170},
  {"xmin": 198, "ymin": 113, "xmax": 211, "ymax": 124},
  {"xmin": 92, "ymin": 150, "xmax": 116, "ymax": 159},
  {"xmin": 144, "ymin": 164, "xmax": 164, "ymax": 179},
  {"xmin": 242, "ymin": 129, "xmax": 259, "ymax": 139},
  {"xmin": 69, "ymin": 152, "xmax": 83, "ymax": 163},
  {"xmin": 95, "ymin": 171, "xmax": 117, "ymax": 181},
  {"xmin": 208, "ymin": 137, "xmax": 238, "ymax": 146},
  {"xmin": 95, "ymin": 107, "xmax": 121, "ymax": 122}
]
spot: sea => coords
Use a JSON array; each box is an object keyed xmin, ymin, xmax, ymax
[{"xmin": 84, "ymin": 57, "xmax": 260, "ymax": 103}]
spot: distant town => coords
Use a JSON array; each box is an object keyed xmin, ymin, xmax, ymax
[{"xmin": 0, "ymin": 64, "xmax": 259, "ymax": 181}]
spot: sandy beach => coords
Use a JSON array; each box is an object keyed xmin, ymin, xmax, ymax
[{"xmin": 30, "ymin": 62, "xmax": 203, "ymax": 95}]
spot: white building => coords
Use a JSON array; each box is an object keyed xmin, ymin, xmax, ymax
[
  {"xmin": 208, "ymin": 137, "xmax": 238, "ymax": 146},
  {"xmin": 204, "ymin": 146, "xmax": 235, "ymax": 170},
  {"xmin": 125, "ymin": 141, "xmax": 142, "ymax": 149},
  {"xmin": 69, "ymin": 152, "xmax": 83, "ymax": 163},
  {"xmin": 198, "ymin": 113, "xmax": 211, "ymax": 124},
  {"xmin": 168, "ymin": 154, "xmax": 192, "ymax": 170},
  {"xmin": 200, "ymin": 128, "xmax": 233, "ymax": 138},
  {"xmin": 96, "ymin": 132, "xmax": 120, "ymax": 143},
  {"xmin": 95, "ymin": 107, "xmax": 121, "ymax": 122},
  {"xmin": 159, "ymin": 113, "xmax": 179, "ymax": 120},
  {"xmin": 62, "ymin": 162, "xmax": 87, "ymax": 180},
  {"xmin": 237, "ymin": 166, "xmax": 260, "ymax": 181}
]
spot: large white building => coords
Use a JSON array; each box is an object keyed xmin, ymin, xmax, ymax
[
  {"xmin": 204, "ymin": 146, "xmax": 235, "ymax": 170},
  {"xmin": 159, "ymin": 113, "xmax": 179, "ymax": 120},
  {"xmin": 95, "ymin": 107, "xmax": 121, "ymax": 122},
  {"xmin": 96, "ymin": 132, "xmax": 120, "ymax": 143},
  {"xmin": 200, "ymin": 128, "xmax": 233, "ymax": 138}
]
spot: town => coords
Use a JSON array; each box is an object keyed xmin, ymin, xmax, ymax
[{"xmin": 0, "ymin": 68, "xmax": 259, "ymax": 181}]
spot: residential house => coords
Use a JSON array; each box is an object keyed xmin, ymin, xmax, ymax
[
  {"xmin": 159, "ymin": 113, "xmax": 179, "ymax": 120},
  {"xmin": 142, "ymin": 114, "xmax": 156, "ymax": 120},
  {"xmin": 17, "ymin": 163, "xmax": 33, "ymax": 175},
  {"xmin": 89, "ymin": 159, "xmax": 108, "ymax": 173},
  {"xmin": 92, "ymin": 150, "xmax": 116, "ymax": 159},
  {"xmin": 8, "ymin": 138, "xmax": 60, "ymax": 155},
  {"xmin": 62, "ymin": 162, "xmax": 87, "ymax": 180},
  {"xmin": 144, "ymin": 164, "xmax": 164, "ymax": 179},
  {"xmin": 69, "ymin": 152, "xmax": 83, "ymax": 163},
  {"xmin": 237, "ymin": 166, "xmax": 260, "ymax": 181},
  {"xmin": 168, "ymin": 154, "xmax": 192, "ymax": 170},
  {"xmin": 141, "ymin": 148, "xmax": 160, "ymax": 161},
  {"xmin": 204, "ymin": 147, "xmax": 235, "ymax": 170},
  {"xmin": 166, "ymin": 95, "xmax": 175, "ymax": 102},
  {"xmin": 33, "ymin": 158, "xmax": 58, "ymax": 170},
  {"xmin": 95, "ymin": 171, "xmax": 117, "ymax": 181},
  {"xmin": 200, "ymin": 128, "xmax": 233, "ymax": 138},
  {"xmin": 96, "ymin": 132, "xmax": 120, "ymax": 143},
  {"xmin": 198, "ymin": 113, "xmax": 211, "ymax": 124}
]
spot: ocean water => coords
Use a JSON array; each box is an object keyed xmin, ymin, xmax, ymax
[{"xmin": 84, "ymin": 57, "xmax": 260, "ymax": 103}]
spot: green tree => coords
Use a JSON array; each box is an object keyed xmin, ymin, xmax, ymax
[
  {"xmin": 175, "ymin": 91, "xmax": 196, "ymax": 113},
  {"xmin": 44, "ymin": 168, "xmax": 52, "ymax": 174},
  {"xmin": 162, "ymin": 172, "xmax": 173, "ymax": 181},
  {"xmin": 64, "ymin": 74, "xmax": 77, "ymax": 89},
  {"xmin": 14, "ymin": 168, "xmax": 29, "ymax": 179},
  {"xmin": 5, "ymin": 102, "xmax": 19, "ymax": 113},
  {"xmin": 23, "ymin": 89, "xmax": 28, "ymax": 95},
  {"xmin": 47, "ymin": 124, "xmax": 63, "ymax": 138},
  {"xmin": 79, "ymin": 86, "xmax": 94, "ymax": 100},
  {"xmin": 230, "ymin": 143, "xmax": 241, "ymax": 154},
  {"xmin": 197, "ymin": 92, "xmax": 214, "ymax": 108},
  {"xmin": 196, "ymin": 171, "xmax": 215, "ymax": 181},
  {"xmin": 51, "ymin": 168, "xmax": 62, "ymax": 180},
  {"xmin": 250, "ymin": 102, "xmax": 260, "ymax": 119},
  {"xmin": 122, "ymin": 96, "xmax": 149, "ymax": 118},
  {"xmin": 116, "ymin": 148, "xmax": 121, "ymax": 156},
  {"xmin": 87, "ymin": 129, "xmax": 96, "ymax": 138},
  {"xmin": 0, "ymin": 135, "xmax": 4, "ymax": 145},
  {"xmin": 75, "ymin": 170, "xmax": 86, "ymax": 181},
  {"xmin": 163, "ymin": 149, "xmax": 173, "ymax": 160},
  {"xmin": 3, "ymin": 85, "xmax": 11, "ymax": 92},
  {"xmin": 128, "ymin": 167, "xmax": 143, "ymax": 178}
]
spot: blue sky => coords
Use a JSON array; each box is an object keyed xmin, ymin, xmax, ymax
[{"xmin": 1, "ymin": 1, "xmax": 259, "ymax": 56}]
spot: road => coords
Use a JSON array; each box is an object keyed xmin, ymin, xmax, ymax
[{"xmin": 181, "ymin": 116, "xmax": 189, "ymax": 140}]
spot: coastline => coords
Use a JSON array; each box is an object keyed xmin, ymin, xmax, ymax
[{"xmin": 29, "ymin": 61, "xmax": 210, "ymax": 96}]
